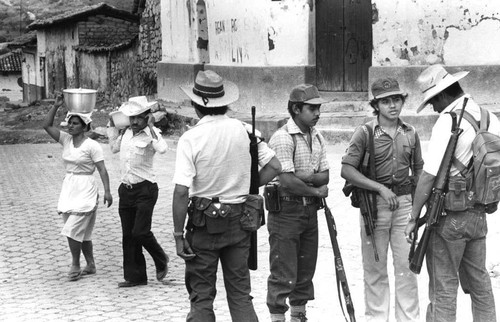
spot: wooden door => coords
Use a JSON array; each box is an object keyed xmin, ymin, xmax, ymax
[{"xmin": 316, "ymin": 0, "xmax": 372, "ymax": 92}]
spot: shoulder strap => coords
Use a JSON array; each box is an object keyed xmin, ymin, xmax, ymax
[{"xmin": 479, "ymin": 107, "xmax": 490, "ymax": 131}]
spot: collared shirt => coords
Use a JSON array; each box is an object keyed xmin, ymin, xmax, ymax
[
  {"xmin": 107, "ymin": 126, "xmax": 167, "ymax": 185},
  {"xmin": 424, "ymin": 94, "xmax": 500, "ymax": 176},
  {"xmin": 172, "ymin": 114, "xmax": 275, "ymax": 204},
  {"xmin": 269, "ymin": 117, "xmax": 329, "ymax": 177},
  {"xmin": 342, "ymin": 118, "xmax": 424, "ymax": 186}
]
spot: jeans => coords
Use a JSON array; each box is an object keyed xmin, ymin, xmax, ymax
[
  {"xmin": 361, "ymin": 194, "xmax": 419, "ymax": 322},
  {"xmin": 266, "ymin": 200, "xmax": 319, "ymax": 314},
  {"xmin": 184, "ymin": 210, "xmax": 258, "ymax": 322},
  {"xmin": 426, "ymin": 208, "xmax": 496, "ymax": 322},
  {"xmin": 118, "ymin": 181, "xmax": 168, "ymax": 282}
]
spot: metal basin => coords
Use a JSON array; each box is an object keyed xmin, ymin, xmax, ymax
[{"xmin": 63, "ymin": 88, "xmax": 97, "ymax": 113}]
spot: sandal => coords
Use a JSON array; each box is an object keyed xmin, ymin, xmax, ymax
[
  {"xmin": 81, "ymin": 266, "xmax": 96, "ymax": 276},
  {"xmin": 68, "ymin": 269, "xmax": 82, "ymax": 281}
]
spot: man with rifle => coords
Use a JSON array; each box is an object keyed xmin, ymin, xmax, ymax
[
  {"xmin": 341, "ymin": 77, "xmax": 423, "ymax": 322},
  {"xmin": 405, "ymin": 64, "xmax": 499, "ymax": 322},
  {"xmin": 172, "ymin": 70, "xmax": 281, "ymax": 321},
  {"xmin": 266, "ymin": 84, "xmax": 329, "ymax": 322}
]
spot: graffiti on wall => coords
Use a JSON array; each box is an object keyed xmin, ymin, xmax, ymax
[{"xmin": 212, "ymin": 17, "xmax": 251, "ymax": 64}]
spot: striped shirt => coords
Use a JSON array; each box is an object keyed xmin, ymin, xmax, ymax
[
  {"xmin": 107, "ymin": 126, "xmax": 167, "ymax": 185},
  {"xmin": 269, "ymin": 117, "xmax": 329, "ymax": 176}
]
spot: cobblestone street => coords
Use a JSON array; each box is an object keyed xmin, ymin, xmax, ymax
[{"xmin": 0, "ymin": 142, "xmax": 499, "ymax": 322}]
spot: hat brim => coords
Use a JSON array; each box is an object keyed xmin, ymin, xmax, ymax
[
  {"xmin": 374, "ymin": 90, "xmax": 408, "ymax": 100},
  {"xmin": 416, "ymin": 71, "xmax": 469, "ymax": 113},
  {"xmin": 120, "ymin": 101, "xmax": 152, "ymax": 116},
  {"xmin": 180, "ymin": 80, "xmax": 239, "ymax": 108},
  {"xmin": 304, "ymin": 97, "xmax": 330, "ymax": 105}
]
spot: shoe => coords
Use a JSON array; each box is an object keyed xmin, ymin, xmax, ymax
[
  {"xmin": 117, "ymin": 280, "xmax": 148, "ymax": 288},
  {"xmin": 156, "ymin": 265, "xmax": 168, "ymax": 282}
]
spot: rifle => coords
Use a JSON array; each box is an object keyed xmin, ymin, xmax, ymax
[
  {"xmin": 358, "ymin": 190, "xmax": 379, "ymax": 262},
  {"xmin": 323, "ymin": 198, "xmax": 356, "ymax": 322},
  {"xmin": 248, "ymin": 106, "xmax": 260, "ymax": 270},
  {"xmin": 409, "ymin": 98, "xmax": 467, "ymax": 274}
]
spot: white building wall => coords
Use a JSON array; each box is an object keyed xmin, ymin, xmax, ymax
[
  {"xmin": 160, "ymin": 0, "xmax": 313, "ymax": 67},
  {"xmin": 372, "ymin": 0, "xmax": 500, "ymax": 66}
]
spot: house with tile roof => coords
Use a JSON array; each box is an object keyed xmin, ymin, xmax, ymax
[
  {"xmin": 25, "ymin": 2, "xmax": 140, "ymax": 105},
  {"xmin": 0, "ymin": 50, "xmax": 23, "ymax": 101}
]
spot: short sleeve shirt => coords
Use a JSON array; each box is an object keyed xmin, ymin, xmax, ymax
[
  {"xmin": 341, "ymin": 118, "xmax": 424, "ymax": 186},
  {"xmin": 268, "ymin": 118, "xmax": 329, "ymax": 175},
  {"xmin": 424, "ymin": 95, "xmax": 500, "ymax": 176},
  {"xmin": 59, "ymin": 131, "xmax": 104, "ymax": 173}
]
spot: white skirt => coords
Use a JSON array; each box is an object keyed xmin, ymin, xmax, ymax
[{"xmin": 57, "ymin": 173, "xmax": 98, "ymax": 215}]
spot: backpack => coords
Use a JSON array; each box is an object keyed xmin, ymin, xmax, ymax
[{"xmin": 452, "ymin": 107, "xmax": 500, "ymax": 206}]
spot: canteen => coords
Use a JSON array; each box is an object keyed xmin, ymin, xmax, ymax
[{"xmin": 63, "ymin": 88, "xmax": 97, "ymax": 113}]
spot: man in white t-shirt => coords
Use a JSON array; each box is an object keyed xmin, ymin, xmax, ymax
[
  {"xmin": 172, "ymin": 70, "xmax": 281, "ymax": 322},
  {"xmin": 405, "ymin": 64, "xmax": 498, "ymax": 321}
]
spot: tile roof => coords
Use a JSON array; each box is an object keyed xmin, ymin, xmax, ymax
[
  {"xmin": 28, "ymin": 2, "xmax": 139, "ymax": 30},
  {"xmin": 74, "ymin": 36, "xmax": 137, "ymax": 53},
  {"xmin": 0, "ymin": 50, "xmax": 22, "ymax": 73},
  {"xmin": 7, "ymin": 32, "xmax": 37, "ymax": 48}
]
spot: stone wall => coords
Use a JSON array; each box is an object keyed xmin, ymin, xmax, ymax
[
  {"xmin": 138, "ymin": 0, "xmax": 161, "ymax": 95},
  {"xmin": 78, "ymin": 15, "xmax": 139, "ymax": 46}
]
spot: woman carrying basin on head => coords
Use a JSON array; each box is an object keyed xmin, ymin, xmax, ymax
[{"xmin": 43, "ymin": 93, "xmax": 113, "ymax": 281}]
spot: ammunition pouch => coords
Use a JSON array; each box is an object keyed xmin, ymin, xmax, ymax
[
  {"xmin": 444, "ymin": 176, "xmax": 469, "ymax": 212},
  {"xmin": 241, "ymin": 194, "xmax": 264, "ymax": 231},
  {"xmin": 188, "ymin": 197, "xmax": 231, "ymax": 234},
  {"xmin": 342, "ymin": 181, "xmax": 360, "ymax": 208}
]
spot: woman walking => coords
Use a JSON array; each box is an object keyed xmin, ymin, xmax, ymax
[{"xmin": 43, "ymin": 94, "xmax": 113, "ymax": 281}]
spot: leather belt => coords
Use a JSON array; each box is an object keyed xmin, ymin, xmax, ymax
[
  {"xmin": 279, "ymin": 196, "xmax": 319, "ymax": 205},
  {"xmin": 383, "ymin": 183, "xmax": 413, "ymax": 196},
  {"xmin": 122, "ymin": 180, "xmax": 151, "ymax": 190}
]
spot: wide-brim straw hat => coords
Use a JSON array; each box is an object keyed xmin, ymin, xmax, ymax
[
  {"xmin": 120, "ymin": 101, "xmax": 151, "ymax": 116},
  {"xmin": 416, "ymin": 64, "xmax": 469, "ymax": 113},
  {"xmin": 180, "ymin": 70, "xmax": 239, "ymax": 108}
]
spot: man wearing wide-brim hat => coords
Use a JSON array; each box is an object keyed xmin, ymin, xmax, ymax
[
  {"xmin": 341, "ymin": 77, "xmax": 423, "ymax": 322},
  {"xmin": 405, "ymin": 64, "xmax": 499, "ymax": 321},
  {"xmin": 107, "ymin": 96, "xmax": 169, "ymax": 288},
  {"xmin": 172, "ymin": 70, "xmax": 281, "ymax": 321}
]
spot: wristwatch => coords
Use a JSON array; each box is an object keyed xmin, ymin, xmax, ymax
[{"xmin": 172, "ymin": 231, "xmax": 184, "ymax": 238}]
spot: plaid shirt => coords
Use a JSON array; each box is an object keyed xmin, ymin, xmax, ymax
[
  {"xmin": 269, "ymin": 117, "xmax": 329, "ymax": 176},
  {"xmin": 107, "ymin": 126, "xmax": 167, "ymax": 185}
]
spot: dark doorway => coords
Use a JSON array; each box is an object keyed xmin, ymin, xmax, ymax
[{"xmin": 316, "ymin": 0, "xmax": 372, "ymax": 92}]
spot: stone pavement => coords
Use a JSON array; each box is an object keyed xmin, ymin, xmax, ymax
[{"xmin": 0, "ymin": 141, "xmax": 499, "ymax": 322}]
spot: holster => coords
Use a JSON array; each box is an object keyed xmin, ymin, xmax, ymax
[{"xmin": 264, "ymin": 182, "xmax": 281, "ymax": 212}]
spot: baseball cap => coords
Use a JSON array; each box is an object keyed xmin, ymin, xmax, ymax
[{"xmin": 289, "ymin": 84, "xmax": 329, "ymax": 105}]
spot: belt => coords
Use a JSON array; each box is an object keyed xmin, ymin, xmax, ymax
[
  {"xmin": 279, "ymin": 196, "xmax": 319, "ymax": 205},
  {"xmin": 383, "ymin": 183, "xmax": 413, "ymax": 196},
  {"xmin": 122, "ymin": 180, "xmax": 151, "ymax": 190}
]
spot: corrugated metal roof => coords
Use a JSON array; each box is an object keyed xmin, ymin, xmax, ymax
[
  {"xmin": 28, "ymin": 2, "xmax": 139, "ymax": 30},
  {"xmin": 0, "ymin": 50, "xmax": 22, "ymax": 72}
]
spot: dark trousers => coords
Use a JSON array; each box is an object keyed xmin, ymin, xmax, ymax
[
  {"xmin": 184, "ymin": 212, "xmax": 258, "ymax": 322},
  {"xmin": 266, "ymin": 200, "xmax": 319, "ymax": 314},
  {"xmin": 118, "ymin": 181, "xmax": 168, "ymax": 282}
]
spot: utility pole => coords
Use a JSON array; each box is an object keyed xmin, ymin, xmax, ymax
[{"xmin": 19, "ymin": 0, "xmax": 23, "ymax": 36}]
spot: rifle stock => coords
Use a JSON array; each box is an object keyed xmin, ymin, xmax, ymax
[
  {"xmin": 324, "ymin": 199, "xmax": 356, "ymax": 322},
  {"xmin": 358, "ymin": 190, "xmax": 379, "ymax": 262},
  {"xmin": 408, "ymin": 97, "xmax": 468, "ymax": 274}
]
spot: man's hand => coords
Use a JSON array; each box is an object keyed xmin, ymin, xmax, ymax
[
  {"xmin": 147, "ymin": 112, "xmax": 156, "ymax": 128},
  {"xmin": 175, "ymin": 236, "xmax": 196, "ymax": 260},
  {"xmin": 404, "ymin": 218, "xmax": 417, "ymax": 244},
  {"xmin": 316, "ymin": 185, "xmax": 329, "ymax": 198},
  {"xmin": 378, "ymin": 186, "xmax": 399, "ymax": 211}
]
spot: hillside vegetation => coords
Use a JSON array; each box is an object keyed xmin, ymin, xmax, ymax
[{"xmin": 0, "ymin": 0, "xmax": 134, "ymax": 43}]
